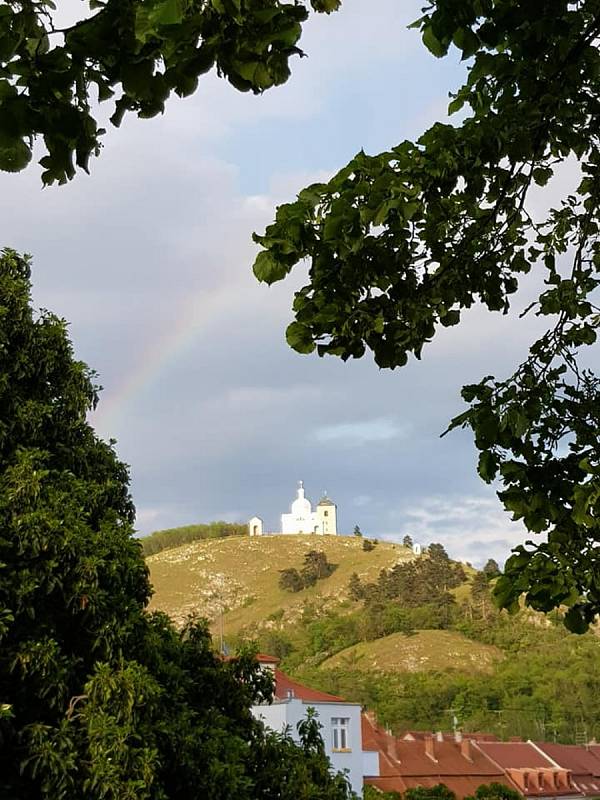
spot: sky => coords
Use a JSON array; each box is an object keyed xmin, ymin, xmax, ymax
[{"xmin": 0, "ymin": 0, "xmax": 561, "ymax": 565}]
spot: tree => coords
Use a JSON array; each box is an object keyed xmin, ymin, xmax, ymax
[
  {"xmin": 348, "ymin": 572, "xmax": 364, "ymax": 601},
  {"xmin": 254, "ymin": 0, "xmax": 600, "ymax": 631},
  {"xmin": 465, "ymin": 783, "xmax": 522, "ymax": 800},
  {"xmin": 470, "ymin": 573, "xmax": 495, "ymax": 623},
  {"xmin": 483, "ymin": 559, "xmax": 502, "ymax": 580},
  {"xmin": 279, "ymin": 567, "xmax": 305, "ymax": 593},
  {"xmin": 302, "ymin": 550, "xmax": 336, "ymax": 583},
  {"xmin": 0, "ymin": 250, "xmax": 353, "ymax": 800},
  {"xmin": 362, "ymin": 538, "xmax": 376, "ymax": 552},
  {"xmin": 0, "ymin": 0, "xmax": 340, "ymax": 184},
  {"xmin": 353, "ymin": 525, "xmax": 363, "ymax": 538},
  {"xmin": 404, "ymin": 784, "xmax": 456, "ymax": 800},
  {"xmin": 403, "ymin": 534, "xmax": 414, "ymax": 549}
]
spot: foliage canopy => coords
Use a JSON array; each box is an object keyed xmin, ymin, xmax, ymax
[
  {"xmin": 0, "ymin": 0, "xmax": 339, "ymax": 184},
  {"xmin": 253, "ymin": 0, "xmax": 600, "ymax": 631}
]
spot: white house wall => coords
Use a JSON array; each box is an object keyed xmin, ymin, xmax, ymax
[{"xmin": 252, "ymin": 699, "xmax": 365, "ymax": 796}]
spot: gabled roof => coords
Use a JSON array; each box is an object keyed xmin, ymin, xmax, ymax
[
  {"xmin": 274, "ymin": 669, "xmax": 347, "ymax": 704},
  {"xmin": 476, "ymin": 741, "xmax": 556, "ymax": 770},
  {"xmin": 532, "ymin": 743, "xmax": 600, "ymax": 796},
  {"xmin": 362, "ymin": 716, "xmax": 516, "ymax": 800},
  {"xmin": 402, "ymin": 731, "xmax": 500, "ymax": 743},
  {"xmin": 534, "ymin": 743, "xmax": 600, "ymax": 777}
]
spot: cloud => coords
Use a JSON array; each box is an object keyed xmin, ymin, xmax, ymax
[
  {"xmin": 380, "ymin": 495, "xmax": 529, "ymax": 566},
  {"xmin": 313, "ymin": 418, "xmax": 410, "ymax": 447}
]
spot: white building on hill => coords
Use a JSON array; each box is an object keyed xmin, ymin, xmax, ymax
[{"xmin": 248, "ymin": 481, "xmax": 338, "ymax": 536}]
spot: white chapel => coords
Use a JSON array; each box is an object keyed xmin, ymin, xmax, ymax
[{"xmin": 248, "ymin": 481, "xmax": 337, "ymax": 536}]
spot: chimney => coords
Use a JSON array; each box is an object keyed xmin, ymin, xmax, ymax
[
  {"xmin": 425, "ymin": 735, "xmax": 438, "ymax": 762},
  {"xmin": 461, "ymin": 738, "xmax": 473, "ymax": 762},
  {"xmin": 455, "ymin": 730, "xmax": 463, "ymax": 743},
  {"xmin": 436, "ymin": 731, "xmax": 444, "ymax": 743},
  {"xmin": 386, "ymin": 737, "xmax": 399, "ymax": 761}
]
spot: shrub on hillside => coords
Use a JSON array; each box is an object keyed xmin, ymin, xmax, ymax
[
  {"xmin": 280, "ymin": 552, "xmax": 336, "ymax": 593},
  {"xmin": 141, "ymin": 521, "xmax": 246, "ymax": 556},
  {"xmin": 279, "ymin": 568, "xmax": 305, "ymax": 593}
]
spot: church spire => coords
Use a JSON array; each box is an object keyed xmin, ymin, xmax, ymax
[{"xmin": 298, "ymin": 480, "xmax": 305, "ymax": 499}]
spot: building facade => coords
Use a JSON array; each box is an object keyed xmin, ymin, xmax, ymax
[
  {"xmin": 250, "ymin": 655, "xmax": 378, "ymax": 796},
  {"xmin": 248, "ymin": 481, "xmax": 338, "ymax": 536}
]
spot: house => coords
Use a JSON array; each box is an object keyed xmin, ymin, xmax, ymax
[
  {"xmin": 475, "ymin": 741, "xmax": 581, "ymax": 799},
  {"xmin": 363, "ymin": 719, "xmax": 516, "ymax": 799},
  {"xmin": 531, "ymin": 743, "xmax": 600, "ymax": 797},
  {"xmin": 250, "ymin": 655, "xmax": 378, "ymax": 796}
]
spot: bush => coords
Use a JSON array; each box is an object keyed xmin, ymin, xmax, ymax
[
  {"xmin": 141, "ymin": 521, "xmax": 246, "ymax": 556},
  {"xmin": 279, "ymin": 568, "xmax": 305, "ymax": 593}
]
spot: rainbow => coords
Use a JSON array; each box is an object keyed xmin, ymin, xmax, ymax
[{"xmin": 92, "ymin": 284, "xmax": 235, "ymax": 429}]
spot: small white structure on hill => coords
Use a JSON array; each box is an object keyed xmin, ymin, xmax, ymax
[
  {"xmin": 248, "ymin": 481, "xmax": 338, "ymax": 536},
  {"xmin": 248, "ymin": 516, "xmax": 263, "ymax": 537}
]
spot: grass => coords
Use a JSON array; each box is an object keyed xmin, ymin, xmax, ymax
[
  {"xmin": 319, "ymin": 629, "xmax": 504, "ymax": 673},
  {"xmin": 147, "ymin": 535, "xmax": 414, "ymax": 633}
]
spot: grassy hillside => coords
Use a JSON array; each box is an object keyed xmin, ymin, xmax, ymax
[
  {"xmin": 320, "ymin": 629, "xmax": 503, "ymax": 673},
  {"xmin": 146, "ymin": 529, "xmax": 600, "ymax": 742},
  {"xmin": 147, "ymin": 534, "xmax": 415, "ymax": 631}
]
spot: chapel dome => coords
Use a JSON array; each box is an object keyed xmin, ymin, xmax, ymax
[{"xmin": 291, "ymin": 496, "xmax": 312, "ymax": 515}]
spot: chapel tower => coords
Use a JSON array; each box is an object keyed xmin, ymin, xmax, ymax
[{"xmin": 316, "ymin": 493, "xmax": 337, "ymax": 535}]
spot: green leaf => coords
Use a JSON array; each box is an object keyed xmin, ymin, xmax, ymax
[
  {"xmin": 477, "ymin": 450, "xmax": 498, "ymax": 483},
  {"xmin": 532, "ymin": 166, "xmax": 553, "ymax": 187},
  {"xmin": 0, "ymin": 138, "xmax": 31, "ymax": 172},
  {"xmin": 252, "ymin": 251, "xmax": 288, "ymax": 284},
  {"xmin": 285, "ymin": 322, "xmax": 315, "ymax": 354},
  {"xmin": 422, "ymin": 26, "xmax": 447, "ymax": 58}
]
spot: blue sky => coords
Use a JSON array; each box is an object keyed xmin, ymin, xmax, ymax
[{"xmin": 0, "ymin": 1, "xmax": 548, "ymax": 564}]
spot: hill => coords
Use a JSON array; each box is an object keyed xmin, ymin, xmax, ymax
[
  {"xmin": 320, "ymin": 630, "xmax": 503, "ymax": 673},
  {"xmin": 147, "ymin": 534, "xmax": 415, "ymax": 631},
  {"xmin": 146, "ymin": 529, "xmax": 600, "ymax": 743}
]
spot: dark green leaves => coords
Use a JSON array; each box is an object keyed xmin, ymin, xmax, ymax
[
  {"xmin": 0, "ymin": 136, "xmax": 31, "ymax": 172},
  {"xmin": 0, "ymin": 0, "xmax": 342, "ymax": 183},
  {"xmin": 286, "ymin": 322, "xmax": 316, "ymax": 354}
]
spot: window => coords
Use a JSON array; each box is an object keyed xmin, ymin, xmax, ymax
[
  {"xmin": 324, "ymin": 510, "xmax": 329, "ymax": 517},
  {"xmin": 331, "ymin": 717, "xmax": 350, "ymax": 751}
]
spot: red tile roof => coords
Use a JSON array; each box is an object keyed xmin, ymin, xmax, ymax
[
  {"xmin": 362, "ymin": 716, "xmax": 516, "ymax": 800},
  {"xmin": 476, "ymin": 742, "xmax": 555, "ymax": 770},
  {"xmin": 256, "ymin": 653, "xmax": 280, "ymax": 664},
  {"xmin": 534, "ymin": 743, "xmax": 600, "ymax": 776},
  {"xmin": 274, "ymin": 669, "xmax": 347, "ymax": 703},
  {"xmin": 533, "ymin": 743, "xmax": 600, "ymax": 796},
  {"xmin": 475, "ymin": 742, "xmax": 575, "ymax": 798},
  {"xmin": 402, "ymin": 731, "xmax": 500, "ymax": 743}
]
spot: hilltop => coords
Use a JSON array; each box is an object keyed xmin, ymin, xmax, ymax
[{"xmin": 147, "ymin": 534, "xmax": 414, "ymax": 632}]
